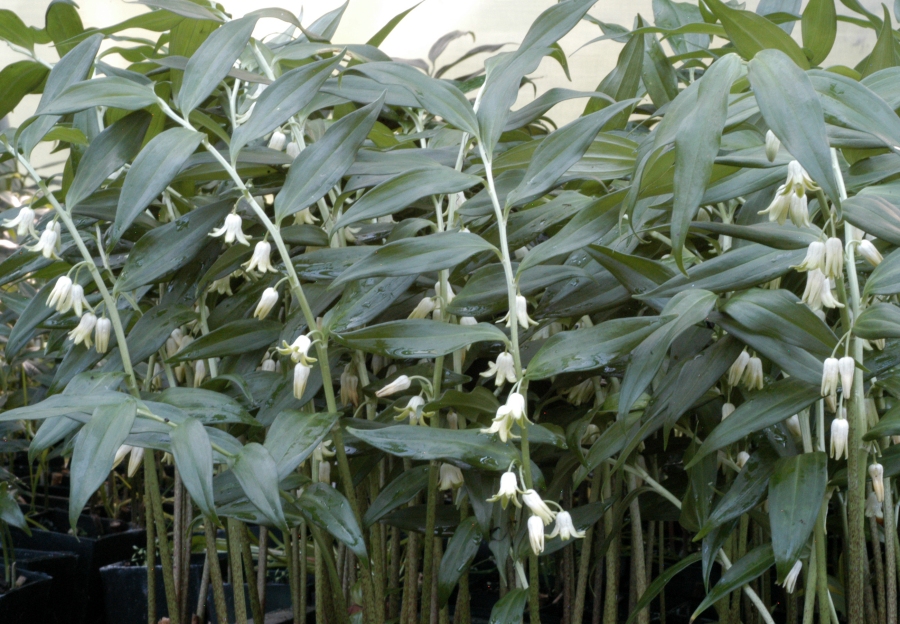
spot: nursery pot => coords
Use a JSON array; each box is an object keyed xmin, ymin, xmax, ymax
[
  {"xmin": 15, "ymin": 548, "xmax": 79, "ymax": 624},
  {"xmin": 206, "ymin": 580, "xmax": 293, "ymax": 624},
  {"xmin": 0, "ymin": 567, "xmax": 54, "ymax": 624}
]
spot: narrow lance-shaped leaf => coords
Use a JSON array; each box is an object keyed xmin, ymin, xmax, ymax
[
  {"xmin": 297, "ymin": 483, "xmax": 368, "ymax": 563},
  {"xmin": 37, "ymin": 77, "xmax": 158, "ymax": 115},
  {"xmin": 690, "ymin": 544, "xmax": 775, "ymax": 621},
  {"xmin": 437, "ymin": 517, "xmax": 482, "ymax": 607},
  {"xmin": 170, "ymin": 417, "xmax": 218, "ymax": 523},
  {"xmin": 801, "ymin": 0, "xmax": 836, "ymax": 66},
  {"xmin": 671, "ymin": 53, "xmax": 741, "ymax": 271},
  {"xmin": 231, "ymin": 443, "xmax": 287, "ymax": 530}
]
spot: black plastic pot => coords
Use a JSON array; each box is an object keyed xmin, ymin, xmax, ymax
[
  {"xmin": 15, "ymin": 548, "xmax": 79, "ymax": 624},
  {"xmin": 10, "ymin": 509, "xmax": 145, "ymax": 624},
  {"xmin": 0, "ymin": 567, "xmax": 54, "ymax": 624},
  {"xmin": 206, "ymin": 581, "xmax": 293, "ymax": 624},
  {"xmin": 99, "ymin": 554, "xmax": 209, "ymax": 624}
]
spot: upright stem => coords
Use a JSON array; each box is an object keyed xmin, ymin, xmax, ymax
[
  {"xmin": 884, "ymin": 478, "xmax": 897, "ymax": 624},
  {"xmin": 145, "ymin": 473, "xmax": 157, "ymax": 624},
  {"xmin": 573, "ymin": 469, "xmax": 603, "ymax": 623},
  {"xmin": 628, "ymin": 472, "xmax": 649, "ymax": 624},
  {"xmin": 205, "ymin": 521, "xmax": 228, "ymax": 624},
  {"xmin": 227, "ymin": 519, "xmax": 248, "ymax": 624},
  {"xmin": 240, "ymin": 524, "xmax": 264, "ymax": 624},
  {"xmin": 144, "ymin": 451, "xmax": 179, "ymax": 624}
]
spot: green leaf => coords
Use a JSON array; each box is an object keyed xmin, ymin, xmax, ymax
[
  {"xmin": 0, "ymin": 9, "xmax": 35, "ymax": 50},
  {"xmin": 176, "ymin": 16, "xmax": 257, "ymax": 115},
  {"xmin": 274, "ymin": 96, "xmax": 384, "ymax": 220},
  {"xmin": 0, "ymin": 483, "xmax": 29, "ymax": 533},
  {"xmin": 642, "ymin": 30, "xmax": 679, "ymax": 107},
  {"xmin": 505, "ymin": 98, "xmax": 638, "ymax": 208},
  {"xmin": 489, "ymin": 588, "xmax": 528, "ymax": 624},
  {"xmin": 864, "ymin": 248, "xmax": 900, "ymax": 296},
  {"xmin": 38, "ymin": 77, "xmax": 157, "ymax": 115},
  {"xmin": 334, "ymin": 320, "xmax": 508, "ymax": 358},
  {"xmin": 69, "ymin": 399, "xmax": 136, "ymax": 528},
  {"xmin": 809, "ymin": 70, "xmax": 900, "ymax": 152},
  {"xmin": 334, "ymin": 167, "xmax": 482, "ymax": 230},
  {"xmin": 690, "ymin": 544, "xmax": 774, "ymax": 621},
  {"xmin": 0, "ymin": 61, "xmax": 49, "ymax": 121},
  {"xmin": 363, "ymin": 465, "xmax": 430, "ymax": 527},
  {"xmin": 104, "ymin": 304, "xmax": 196, "ymax": 369},
  {"xmin": 671, "ymin": 54, "xmax": 741, "ymax": 271},
  {"xmin": 689, "ymin": 221, "xmax": 818, "ymax": 250},
  {"xmin": 687, "ymin": 378, "xmax": 820, "ymax": 468},
  {"xmin": 297, "ymin": 483, "xmax": 368, "ymax": 562},
  {"xmin": 525, "ymin": 316, "xmax": 671, "ymax": 380},
  {"xmin": 156, "ymin": 387, "xmax": 257, "ymax": 426},
  {"xmin": 332, "ymin": 231, "xmax": 497, "ymax": 286},
  {"xmin": 0, "ymin": 391, "xmax": 129, "ymax": 422},
  {"xmin": 748, "ymin": 49, "xmax": 840, "ymax": 207},
  {"xmin": 231, "ymin": 54, "xmax": 343, "ymax": 159},
  {"xmin": 168, "ymin": 319, "xmax": 281, "ymax": 362},
  {"xmin": 855, "ymin": 303, "xmax": 900, "ymax": 339},
  {"xmin": 703, "ymin": 0, "xmax": 809, "ymax": 68},
  {"xmin": 366, "ymin": 1, "xmax": 422, "ymax": 47},
  {"xmin": 350, "ymin": 62, "xmax": 480, "ymax": 138},
  {"xmin": 170, "ymin": 417, "xmax": 218, "ymax": 522},
  {"xmin": 653, "ymin": 0, "xmax": 710, "ymax": 56},
  {"xmin": 65, "ymin": 110, "xmax": 151, "ymax": 209},
  {"xmin": 346, "ymin": 425, "xmax": 519, "ymax": 471},
  {"xmin": 116, "ymin": 199, "xmax": 231, "ymax": 291},
  {"xmin": 264, "ymin": 411, "xmax": 339, "ymax": 480},
  {"xmin": 583, "ymin": 31, "xmax": 644, "ymax": 121},
  {"xmin": 437, "ymin": 517, "xmax": 482, "ymax": 607},
  {"xmin": 323, "ymin": 276, "xmax": 417, "ymax": 332},
  {"xmin": 619, "ymin": 290, "xmax": 718, "ymax": 417},
  {"xmin": 801, "ymin": 0, "xmax": 837, "ymax": 66},
  {"xmin": 111, "ymin": 128, "xmax": 203, "ymax": 245},
  {"xmin": 768, "ymin": 452, "xmax": 826, "ymax": 580},
  {"xmin": 842, "ymin": 194, "xmax": 900, "ymax": 246},
  {"xmin": 45, "ymin": 0, "xmax": 84, "ymax": 57},
  {"xmin": 231, "ymin": 442, "xmax": 287, "ymax": 529},
  {"xmin": 626, "ymin": 553, "xmax": 702, "ymax": 624},
  {"xmin": 861, "ymin": 5, "xmax": 897, "ymax": 77},
  {"xmin": 137, "ymin": 0, "xmax": 223, "ymax": 21}
]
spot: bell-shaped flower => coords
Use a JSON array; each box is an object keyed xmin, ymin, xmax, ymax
[
  {"xmin": 28, "ymin": 222, "xmax": 61, "ymax": 259},
  {"xmin": 277, "ymin": 334, "xmax": 315, "ymax": 364},
  {"xmin": 286, "ymin": 142, "xmax": 301, "ymax": 159},
  {"xmin": 785, "ymin": 161, "xmax": 818, "ymax": 195},
  {"xmin": 728, "ymin": 350, "xmax": 750, "ymax": 387},
  {"xmin": 293, "ymin": 362, "xmax": 311, "ymax": 399},
  {"xmin": 802, "ymin": 269, "xmax": 844, "ymax": 311},
  {"xmin": 210, "ymin": 276, "xmax": 232, "ymax": 296},
  {"xmin": 209, "ymin": 213, "xmax": 251, "ymax": 246},
  {"xmin": 438, "ymin": 463, "xmax": 464, "ymax": 490},
  {"xmin": 244, "ymin": 241, "xmax": 277, "ymax": 273},
  {"xmin": 870, "ymin": 463, "xmax": 885, "ymax": 502},
  {"xmin": 481, "ymin": 352, "xmax": 517, "ymax": 387},
  {"xmin": 742, "ymin": 356, "xmax": 764, "ymax": 391},
  {"xmin": 68, "ymin": 312, "xmax": 97, "ymax": 348},
  {"xmin": 838, "ymin": 356, "xmax": 854, "ymax": 396},
  {"xmin": 866, "ymin": 491, "xmax": 884, "ymax": 520},
  {"xmin": 765, "ymin": 130, "xmax": 780, "ymax": 162},
  {"xmin": 3, "ymin": 205, "xmax": 38, "ymax": 238},
  {"xmin": 487, "ymin": 471, "xmax": 521, "ymax": 509},
  {"xmin": 376, "ymin": 375, "xmax": 411, "ymax": 398},
  {"xmin": 759, "ymin": 187, "xmax": 792, "ymax": 225},
  {"xmin": 831, "ymin": 417, "xmax": 849, "ymax": 460},
  {"xmin": 527, "ymin": 515, "xmax": 545, "ymax": 555},
  {"xmin": 340, "ymin": 364, "xmax": 359, "ymax": 407},
  {"xmin": 780, "ymin": 560, "xmax": 803, "ymax": 594},
  {"xmin": 785, "ymin": 414, "xmax": 802, "ymax": 438},
  {"xmin": 267, "ymin": 130, "xmax": 286, "ymax": 151},
  {"xmin": 522, "ymin": 489, "xmax": 557, "ymax": 525},
  {"xmin": 824, "ymin": 238, "xmax": 843, "ymax": 278},
  {"xmin": 502, "ymin": 295, "xmax": 538, "ymax": 329},
  {"xmin": 481, "ymin": 405, "xmax": 515, "ymax": 442},
  {"xmin": 260, "ymin": 357, "xmax": 276, "ymax": 372},
  {"xmin": 721, "ymin": 402, "xmax": 735, "ymax": 421},
  {"xmin": 408, "ymin": 297, "xmax": 436, "ymax": 320},
  {"xmin": 548, "ymin": 510, "xmax": 585, "ymax": 540},
  {"xmin": 95, "ymin": 317, "xmax": 112, "ymax": 354},
  {"xmin": 788, "ymin": 193, "xmax": 810, "ymax": 227},
  {"xmin": 506, "ymin": 392, "xmax": 527, "ymax": 422},
  {"xmin": 253, "ymin": 287, "xmax": 279, "ymax": 320},
  {"xmin": 294, "ymin": 207, "xmax": 319, "ymax": 225},
  {"xmin": 395, "ymin": 395, "xmax": 430, "ymax": 426},
  {"xmin": 69, "ymin": 284, "xmax": 89, "ymax": 317},
  {"xmin": 859, "ymin": 240, "xmax": 883, "ymax": 266},
  {"xmin": 793, "ymin": 241, "xmax": 825, "ymax": 273},
  {"xmin": 736, "ymin": 451, "xmax": 750, "ymax": 470},
  {"xmin": 459, "ymin": 316, "xmax": 478, "ymax": 326},
  {"xmin": 564, "ymin": 379, "xmax": 595, "ymax": 406},
  {"xmin": 821, "ymin": 357, "xmax": 839, "ymax": 398},
  {"xmin": 46, "ymin": 276, "xmax": 73, "ymax": 312}
]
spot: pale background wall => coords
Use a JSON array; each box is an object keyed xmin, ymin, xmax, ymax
[{"xmin": 0, "ymin": 0, "xmax": 884, "ymax": 133}]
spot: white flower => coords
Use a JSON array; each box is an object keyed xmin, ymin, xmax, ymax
[
  {"xmin": 481, "ymin": 352, "xmax": 517, "ymax": 387},
  {"xmin": 785, "ymin": 414, "xmax": 802, "ymax": 438},
  {"xmin": 793, "ymin": 241, "xmax": 825, "ymax": 273},
  {"xmin": 785, "ymin": 161, "xmax": 818, "ymax": 195},
  {"xmin": 277, "ymin": 334, "xmax": 314, "ymax": 364},
  {"xmin": 564, "ymin": 379, "xmax": 595, "ymax": 406},
  {"xmin": 838, "ymin": 356, "xmax": 854, "ymax": 396},
  {"xmin": 789, "ymin": 193, "xmax": 810, "ymax": 227},
  {"xmin": 46, "ymin": 276, "xmax": 73, "ymax": 312},
  {"xmin": 859, "ymin": 240, "xmax": 883, "ymax": 266},
  {"xmin": 802, "ymin": 269, "xmax": 844, "ymax": 311},
  {"xmin": 68, "ymin": 312, "xmax": 97, "ymax": 348},
  {"xmin": 438, "ymin": 463, "xmax": 464, "ymax": 490},
  {"xmin": 506, "ymin": 392, "xmax": 527, "ymax": 422},
  {"xmin": 824, "ymin": 238, "xmax": 843, "ymax": 279},
  {"xmin": 193, "ymin": 359, "xmax": 207, "ymax": 387},
  {"xmin": 487, "ymin": 471, "xmax": 521, "ymax": 509},
  {"xmin": 831, "ymin": 417, "xmax": 849, "ymax": 460},
  {"xmin": 318, "ymin": 460, "xmax": 331, "ymax": 484},
  {"xmin": 209, "ymin": 213, "xmax": 250, "ymax": 246},
  {"xmin": 581, "ymin": 424, "xmax": 600, "ymax": 446},
  {"xmin": 294, "ymin": 208, "xmax": 318, "ymax": 225},
  {"xmin": 502, "ymin": 295, "xmax": 538, "ymax": 329},
  {"xmin": 527, "ymin": 515, "xmax": 545, "ymax": 555},
  {"xmin": 481, "ymin": 405, "xmax": 515, "ymax": 442},
  {"xmin": 765, "ymin": 130, "xmax": 780, "ymax": 162},
  {"xmin": 459, "ymin": 316, "xmax": 478, "ymax": 326},
  {"xmin": 286, "ymin": 142, "xmax": 300, "ymax": 159},
  {"xmin": 394, "ymin": 395, "xmax": 429, "ymax": 425},
  {"xmin": 728, "ymin": 350, "xmax": 750, "ymax": 387},
  {"xmin": 29, "ymin": 222, "xmax": 61, "ymax": 258},
  {"xmin": 244, "ymin": 241, "xmax": 277, "ymax": 273},
  {"xmin": 293, "ymin": 362, "xmax": 311, "ymax": 399},
  {"xmin": 267, "ymin": 130, "xmax": 286, "ymax": 151},
  {"xmin": 759, "ymin": 188, "xmax": 792, "ymax": 226},
  {"xmin": 3, "ymin": 206, "xmax": 37, "ymax": 238},
  {"xmin": 721, "ymin": 402, "xmax": 735, "ymax": 421},
  {"xmin": 94, "ymin": 317, "xmax": 111, "ymax": 353},
  {"xmin": 548, "ymin": 510, "xmax": 585, "ymax": 540},
  {"xmin": 210, "ymin": 276, "xmax": 232, "ymax": 296},
  {"xmin": 447, "ymin": 410, "xmax": 459, "ymax": 430},
  {"xmin": 340, "ymin": 364, "xmax": 359, "ymax": 407},
  {"xmin": 742, "ymin": 356, "xmax": 764, "ymax": 391},
  {"xmin": 521, "ymin": 489, "xmax": 556, "ymax": 525},
  {"xmin": 260, "ymin": 357, "xmax": 276, "ymax": 372},
  {"xmin": 821, "ymin": 357, "xmax": 839, "ymax": 398},
  {"xmin": 866, "ymin": 491, "xmax": 884, "ymax": 519},
  {"xmin": 166, "ymin": 328, "xmax": 184, "ymax": 359},
  {"xmin": 113, "ymin": 445, "xmax": 144, "ymax": 477},
  {"xmin": 736, "ymin": 451, "xmax": 750, "ymax": 470},
  {"xmin": 408, "ymin": 297, "xmax": 436, "ymax": 320},
  {"xmin": 69, "ymin": 284, "xmax": 89, "ymax": 317},
  {"xmin": 254, "ymin": 287, "xmax": 279, "ymax": 320},
  {"xmin": 870, "ymin": 463, "xmax": 885, "ymax": 502},
  {"xmin": 780, "ymin": 560, "xmax": 802, "ymax": 594},
  {"xmin": 376, "ymin": 375, "xmax": 411, "ymax": 397}
]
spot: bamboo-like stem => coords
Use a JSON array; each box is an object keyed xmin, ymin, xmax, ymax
[
  {"xmin": 205, "ymin": 521, "xmax": 228, "ymax": 624},
  {"xmin": 603, "ymin": 467, "xmax": 619, "ymax": 624},
  {"xmin": 173, "ymin": 472, "xmax": 185, "ymax": 622},
  {"xmin": 241, "ymin": 524, "xmax": 264, "ymax": 624},
  {"xmin": 144, "ymin": 451, "xmax": 179, "ymax": 624},
  {"xmin": 884, "ymin": 478, "xmax": 897, "ymax": 624},
  {"xmin": 573, "ymin": 469, "xmax": 603, "ymax": 622},
  {"xmin": 315, "ymin": 538, "xmax": 325, "ymax": 624},
  {"xmin": 801, "ymin": 545, "xmax": 817, "ymax": 624},
  {"xmin": 227, "ymin": 519, "xmax": 248, "ymax": 624},
  {"xmin": 145, "ymin": 472, "xmax": 157, "ymax": 624},
  {"xmin": 287, "ymin": 527, "xmax": 301, "ymax": 624},
  {"xmin": 310, "ymin": 524, "xmax": 350, "ymax": 624},
  {"xmin": 870, "ymin": 511, "xmax": 886, "ymax": 624},
  {"xmin": 419, "ymin": 463, "xmax": 439, "ymax": 624},
  {"xmin": 628, "ymin": 472, "xmax": 649, "ymax": 624},
  {"xmin": 196, "ymin": 547, "xmax": 210, "ymax": 623},
  {"xmin": 389, "ymin": 525, "xmax": 402, "ymax": 621},
  {"xmin": 257, "ymin": 527, "xmax": 268, "ymax": 615},
  {"xmin": 299, "ymin": 524, "xmax": 308, "ymax": 624}
]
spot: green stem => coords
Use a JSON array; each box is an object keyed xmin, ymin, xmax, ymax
[
  {"xmin": 884, "ymin": 477, "xmax": 897, "ymax": 624},
  {"xmin": 227, "ymin": 519, "xmax": 248, "ymax": 624},
  {"xmin": 144, "ymin": 451, "xmax": 179, "ymax": 624},
  {"xmin": 145, "ymin": 479, "xmax": 157, "ymax": 624},
  {"xmin": 310, "ymin": 525, "xmax": 350, "ymax": 624},
  {"xmin": 240, "ymin": 523, "xmax": 264, "ymax": 624},
  {"xmin": 572, "ymin": 468, "xmax": 603, "ymax": 623},
  {"xmin": 205, "ymin": 520, "xmax": 228, "ymax": 624}
]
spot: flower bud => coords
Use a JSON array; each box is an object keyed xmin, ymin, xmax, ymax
[
  {"xmin": 286, "ymin": 142, "xmax": 300, "ymax": 159},
  {"xmin": 340, "ymin": 364, "xmax": 359, "ymax": 407},
  {"xmin": 838, "ymin": 356, "xmax": 854, "ymax": 396},
  {"xmin": 785, "ymin": 414, "xmax": 802, "ymax": 438},
  {"xmin": 780, "ymin": 560, "xmax": 802, "ymax": 594},
  {"xmin": 376, "ymin": 375, "xmax": 411, "ymax": 397},
  {"xmin": 866, "ymin": 491, "xmax": 884, "ymax": 520},
  {"xmin": 254, "ymin": 287, "xmax": 279, "ymax": 319},
  {"xmin": 765, "ymin": 129, "xmax": 780, "ymax": 162},
  {"xmin": 821, "ymin": 357, "xmax": 839, "ymax": 398},
  {"xmin": 267, "ymin": 130, "xmax": 286, "ymax": 151},
  {"xmin": 736, "ymin": 451, "xmax": 750, "ymax": 470},
  {"xmin": 293, "ymin": 362, "xmax": 311, "ymax": 399},
  {"xmin": 824, "ymin": 237, "xmax": 843, "ymax": 279},
  {"xmin": 721, "ymin": 402, "xmax": 735, "ymax": 421},
  {"xmin": 459, "ymin": 316, "xmax": 478, "ymax": 326},
  {"xmin": 742, "ymin": 356, "xmax": 764, "ymax": 391},
  {"xmin": 789, "ymin": 193, "xmax": 810, "ymax": 228},
  {"xmin": 831, "ymin": 417, "xmax": 849, "ymax": 460},
  {"xmin": 859, "ymin": 240, "xmax": 883, "ymax": 266},
  {"xmin": 193, "ymin": 359, "xmax": 207, "ymax": 387},
  {"xmin": 870, "ymin": 463, "xmax": 885, "ymax": 502},
  {"xmin": 527, "ymin": 515, "xmax": 545, "ymax": 555},
  {"xmin": 438, "ymin": 463, "xmax": 464, "ymax": 490},
  {"xmin": 506, "ymin": 392, "xmax": 526, "ymax": 422},
  {"xmin": 261, "ymin": 357, "xmax": 276, "ymax": 372},
  {"xmin": 95, "ymin": 317, "xmax": 111, "ymax": 354},
  {"xmin": 728, "ymin": 350, "xmax": 750, "ymax": 387}
]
